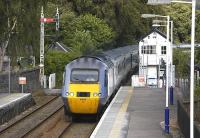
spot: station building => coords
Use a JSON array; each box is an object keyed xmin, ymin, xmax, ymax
[{"xmin": 138, "ymin": 28, "xmax": 168, "ymax": 87}]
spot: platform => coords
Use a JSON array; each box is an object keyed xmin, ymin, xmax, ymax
[
  {"xmin": 91, "ymin": 87, "xmax": 174, "ymax": 138},
  {"xmin": 0, "ymin": 93, "xmax": 35, "ymax": 125}
]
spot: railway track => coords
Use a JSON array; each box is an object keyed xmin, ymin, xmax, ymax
[
  {"xmin": 0, "ymin": 96, "xmax": 63, "ymax": 138},
  {"xmin": 24, "ymin": 110, "xmax": 97, "ymax": 138},
  {"xmin": 59, "ymin": 122, "xmax": 96, "ymax": 138}
]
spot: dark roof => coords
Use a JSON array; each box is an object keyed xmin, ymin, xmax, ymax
[
  {"xmin": 47, "ymin": 42, "xmax": 72, "ymax": 52},
  {"xmin": 140, "ymin": 27, "xmax": 167, "ymax": 41}
]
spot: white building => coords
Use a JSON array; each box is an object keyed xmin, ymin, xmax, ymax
[{"xmin": 139, "ymin": 28, "xmax": 169, "ymax": 87}]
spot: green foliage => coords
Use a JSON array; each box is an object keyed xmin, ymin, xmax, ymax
[
  {"xmin": 0, "ymin": 0, "xmax": 44, "ymax": 63},
  {"xmin": 163, "ymin": 4, "xmax": 200, "ymax": 44},
  {"xmin": 68, "ymin": 0, "xmax": 161, "ymax": 46},
  {"xmin": 45, "ymin": 51, "xmax": 72, "ymax": 87},
  {"xmin": 62, "ymin": 13, "xmax": 115, "ymax": 52},
  {"xmin": 196, "ymin": 48, "xmax": 200, "ymax": 64},
  {"xmin": 195, "ymin": 83, "xmax": 200, "ymax": 98},
  {"xmin": 173, "ymin": 49, "xmax": 190, "ymax": 78}
]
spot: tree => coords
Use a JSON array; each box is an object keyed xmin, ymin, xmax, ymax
[
  {"xmin": 67, "ymin": 0, "xmax": 161, "ymax": 46},
  {"xmin": 62, "ymin": 14, "xmax": 115, "ymax": 52},
  {"xmin": 162, "ymin": 4, "xmax": 200, "ymax": 43},
  {"xmin": 45, "ymin": 51, "xmax": 71, "ymax": 87},
  {"xmin": 0, "ymin": 0, "xmax": 17, "ymax": 72},
  {"xmin": 173, "ymin": 49, "xmax": 190, "ymax": 78},
  {"xmin": 0, "ymin": 0, "xmax": 44, "ymax": 71}
]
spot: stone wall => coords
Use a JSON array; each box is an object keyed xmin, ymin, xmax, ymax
[
  {"xmin": 0, "ymin": 67, "xmax": 41, "ymax": 93},
  {"xmin": 0, "ymin": 94, "xmax": 35, "ymax": 125}
]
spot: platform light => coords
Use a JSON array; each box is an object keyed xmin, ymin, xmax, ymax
[
  {"xmin": 142, "ymin": 13, "xmax": 170, "ymax": 134},
  {"xmin": 141, "ymin": 14, "xmax": 167, "ymax": 18},
  {"xmin": 147, "ymin": 0, "xmax": 197, "ymax": 137},
  {"xmin": 148, "ymin": 0, "xmax": 171, "ymax": 5}
]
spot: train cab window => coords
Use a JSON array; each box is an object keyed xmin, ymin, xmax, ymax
[{"xmin": 71, "ymin": 69, "xmax": 99, "ymax": 82}]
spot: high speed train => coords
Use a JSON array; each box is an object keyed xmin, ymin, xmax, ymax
[{"xmin": 61, "ymin": 45, "xmax": 138, "ymax": 118}]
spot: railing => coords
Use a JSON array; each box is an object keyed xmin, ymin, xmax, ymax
[
  {"xmin": 176, "ymin": 77, "xmax": 200, "ymax": 138},
  {"xmin": 176, "ymin": 78, "xmax": 190, "ymax": 99}
]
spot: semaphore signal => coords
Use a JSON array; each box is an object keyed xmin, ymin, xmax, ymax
[
  {"xmin": 39, "ymin": 7, "xmax": 59, "ymax": 87},
  {"xmin": 40, "ymin": 18, "xmax": 56, "ymax": 23}
]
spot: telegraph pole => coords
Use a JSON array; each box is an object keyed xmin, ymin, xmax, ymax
[
  {"xmin": 40, "ymin": 6, "xmax": 45, "ymax": 86},
  {"xmin": 56, "ymin": 8, "xmax": 59, "ymax": 31}
]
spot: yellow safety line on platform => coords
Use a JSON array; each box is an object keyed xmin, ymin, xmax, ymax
[{"xmin": 109, "ymin": 87, "xmax": 133, "ymax": 138}]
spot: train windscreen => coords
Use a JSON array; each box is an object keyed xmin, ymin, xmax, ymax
[{"xmin": 71, "ymin": 69, "xmax": 99, "ymax": 82}]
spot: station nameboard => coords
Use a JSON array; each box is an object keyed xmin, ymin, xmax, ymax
[{"xmin": 19, "ymin": 77, "xmax": 26, "ymax": 85}]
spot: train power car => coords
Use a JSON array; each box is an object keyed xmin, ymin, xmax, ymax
[{"xmin": 61, "ymin": 45, "xmax": 138, "ymax": 119}]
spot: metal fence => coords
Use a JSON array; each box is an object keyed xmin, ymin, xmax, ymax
[
  {"xmin": 177, "ymin": 99, "xmax": 200, "ymax": 138},
  {"xmin": 176, "ymin": 78, "xmax": 190, "ymax": 99},
  {"xmin": 0, "ymin": 68, "xmax": 41, "ymax": 93},
  {"xmin": 177, "ymin": 77, "xmax": 200, "ymax": 138}
]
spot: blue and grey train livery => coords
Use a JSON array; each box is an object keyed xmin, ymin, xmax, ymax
[{"xmin": 61, "ymin": 45, "xmax": 138, "ymax": 117}]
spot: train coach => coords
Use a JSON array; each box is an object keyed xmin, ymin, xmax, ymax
[{"xmin": 61, "ymin": 45, "xmax": 138, "ymax": 119}]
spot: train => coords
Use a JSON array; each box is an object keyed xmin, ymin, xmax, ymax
[{"xmin": 61, "ymin": 45, "xmax": 138, "ymax": 119}]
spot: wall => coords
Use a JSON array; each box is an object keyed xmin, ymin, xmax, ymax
[{"xmin": 0, "ymin": 67, "xmax": 41, "ymax": 93}]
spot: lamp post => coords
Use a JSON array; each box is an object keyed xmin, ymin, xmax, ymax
[
  {"xmin": 147, "ymin": 0, "xmax": 198, "ymax": 137},
  {"xmin": 153, "ymin": 20, "xmax": 174, "ymax": 105},
  {"xmin": 142, "ymin": 13, "xmax": 170, "ymax": 133},
  {"xmin": 8, "ymin": 57, "xmax": 10, "ymax": 94},
  {"xmin": 142, "ymin": 40, "xmax": 145, "ymax": 76}
]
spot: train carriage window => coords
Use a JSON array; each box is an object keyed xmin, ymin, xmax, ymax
[{"xmin": 71, "ymin": 69, "xmax": 99, "ymax": 82}]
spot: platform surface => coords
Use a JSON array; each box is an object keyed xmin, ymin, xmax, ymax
[
  {"xmin": 91, "ymin": 87, "xmax": 171, "ymax": 138},
  {"xmin": 0, "ymin": 93, "xmax": 31, "ymax": 109},
  {"xmin": 0, "ymin": 93, "xmax": 34, "ymax": 125}
]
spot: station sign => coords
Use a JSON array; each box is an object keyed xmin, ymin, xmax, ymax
[{"xmin": 19, "ymin": 77, "xmax": 27, "ymax": 85}]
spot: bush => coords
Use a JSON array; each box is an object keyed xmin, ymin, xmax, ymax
[
  {"xmin": 195, "ymin": 85, "xmax": 200, "ymax": 99},
  {"xmin": 45, "ymin": 51, "xmax": 71, "ymax": 87}
]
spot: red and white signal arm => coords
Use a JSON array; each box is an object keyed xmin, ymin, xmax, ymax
[
  {"xmin": 40, "ymin": 18, "xmax": 55, "ymax": 23},
  {"xmin": 19, "ymin": 77, "xmax": 27, "ymax": 85}
]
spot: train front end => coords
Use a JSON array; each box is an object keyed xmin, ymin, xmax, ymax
[{"xmin": 62, "ymin": 57, "xmax": 107, "ymax": 115}]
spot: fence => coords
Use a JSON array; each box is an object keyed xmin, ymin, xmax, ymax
[
  {"xmin": 177, "ymin": 99, "xmax": 200, "ymax": 138},
  {"xmin": 0, "ymin": 67, "xmax": 41, "ymax": 93},
  {"xmin": 177, "ymin": 77, "xmax": 200, "ymax": 138}
]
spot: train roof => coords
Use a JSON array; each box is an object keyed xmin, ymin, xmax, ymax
[
  {"xmin": 70, "ymin": 45, "xmax": 138, "ymax": 69},
  {"xmin": 103, "ymin": 45, "xmax": 138, "ymax": 59}
]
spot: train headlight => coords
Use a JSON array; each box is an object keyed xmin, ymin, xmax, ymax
[
  {"xmin": 69, "ymin": 92, "xmax": 74, "ymax": 96},
  {"xmin": 93, "ymin": 93, "xmax": 101, "ymax": 97},
  {"xmin": 66, "ymin": 92, "xmax": 69, "ymax": 96},
  {"xmin": 93, "ymin": 93, "xmax": 98, "ymax": 97}
]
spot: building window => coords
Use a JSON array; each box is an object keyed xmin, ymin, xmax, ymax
[
  {"xmin": 161, "ymin": 46, "xmax": 166, "ymax": 54},
  {"xmin": 141, "ymin": 45, "xmax": 156, "ymax": 54}
]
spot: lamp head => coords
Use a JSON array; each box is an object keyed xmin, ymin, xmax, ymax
[
  {"xmin": 141, "ymin": 14, "xmax": 156, "ymax": 18},
  {"xmin": 147, "ymin": 0, "xmax": 171, "ymax": 5}
]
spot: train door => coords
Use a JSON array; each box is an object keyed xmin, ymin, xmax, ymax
[
  {"xmin": 105, "ymin": 70, "xmax": 109, "ymax": 96},
  {"xmin": 108, "ymin": 69, "xmax": 114, "ymax": 96}
]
